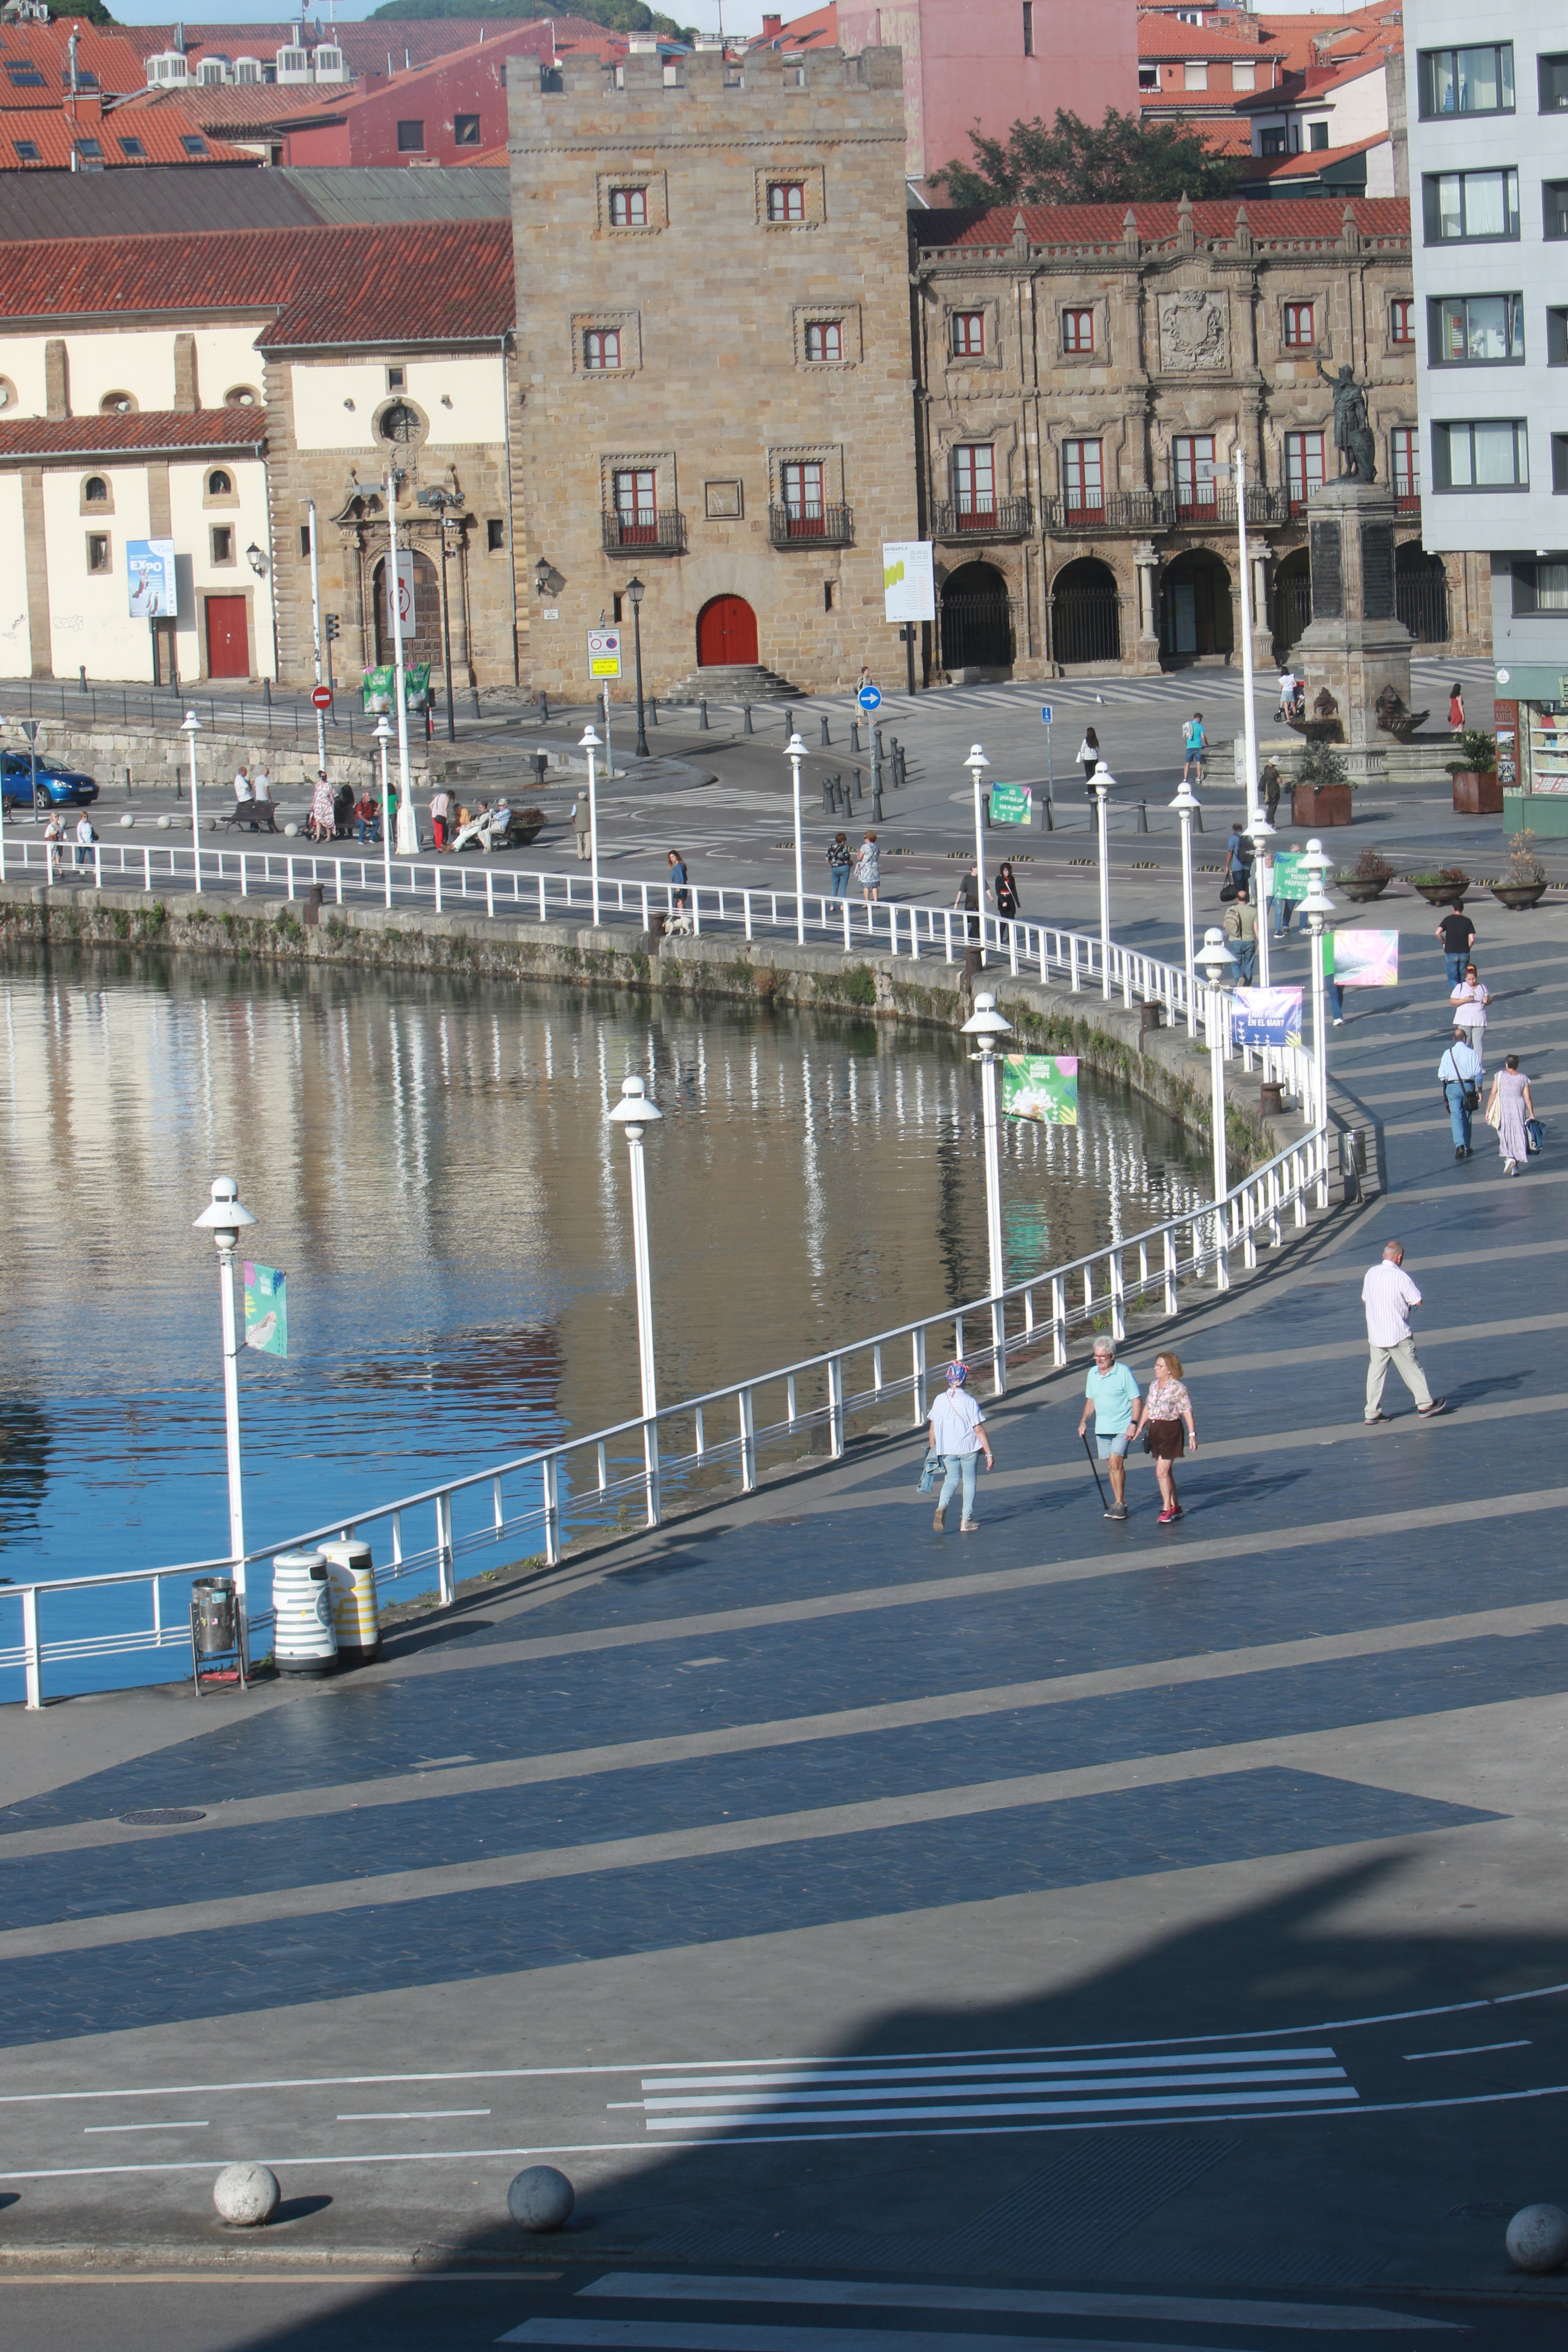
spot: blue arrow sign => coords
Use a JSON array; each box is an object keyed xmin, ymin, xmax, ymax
[
  {"xmin": 858, "ymin": 684, "xmax": 882, "ymax": 712},
  {"xmin": 1040, "ymin": 704, "xmax": 1054, "ymax": 726}
]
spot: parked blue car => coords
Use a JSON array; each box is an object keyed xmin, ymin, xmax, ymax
[{"xmin": 0, "ymin": 750, "xmax": 99, "ymax": 810}]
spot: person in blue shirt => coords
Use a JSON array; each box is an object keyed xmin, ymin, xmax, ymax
[
  {"xmin": 1182, "ymin": 711, "xmax": 1208, "ymax": 783},
  {"xmin": 1439, "ymin": 1027, "xmax": 1482, "ymax": 1158},
  {"xmin": 667, "ymin": 848, "xmax": 689, "ymax": 912},
  {"xmin": 1076, "ymin": 1338, "xmax": 1141, "ymax": 1521}
]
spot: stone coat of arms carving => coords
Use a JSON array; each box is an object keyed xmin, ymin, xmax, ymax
[{"xmin": 1158, "ymin": 291, "xmax": 1227, "ymax": 372}]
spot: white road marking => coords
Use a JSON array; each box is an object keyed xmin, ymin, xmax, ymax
[
  {"xmin": 576, "ymin": 2274, "xmax": 1460, "ymax": 2333},
  {"xmin": 641, "ymin": 2087, "xmax": 1359, "ymax": 2132},
  {"xmin": 1402, "ymin": 2040, "xmax": 1531, "ymax": 2062},
  {"xmin": 643, "ymin": 2049, "xmax": 1338, "ymax": 2088},
  {"xmin": 502, "ymin": 2326, "xmax": 1280, "ymax": 2352},
  {"xmin": 335, "ymin": 2109, "xmax": 492, "ymax": 2120},
  {"xmin": 82, "ymin": 2121, "xmax": 208, "ymax": 2134}
]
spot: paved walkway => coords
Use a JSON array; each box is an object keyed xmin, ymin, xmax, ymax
[{"xmin": 1, "ymin": 896, "xmax": 1566, "ymax": 2345}]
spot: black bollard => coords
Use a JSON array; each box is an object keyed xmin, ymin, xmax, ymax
[
  {"xmin": 850, "ymin": 721, "xmax": 861, "ymax": 753},
  {"xmin": 876, "ymin": 728, "xmax": 885, "ymax": 763},
  {"xmin": 820, "ymin": 715, "xmax": 831, "ymax": 747},
  {"xmin": 649, "ymin": 695, "xmax": 658, "ymax": 727},
  {"xmin": 1044, "ymin": 797, "xmax": 1054, "ymax": 832},
  {"xmin": 540, "ymin": 689, "xmax": 549, "ymax": 722},
  {"xmin": 783, "ymin": 707, "xmax": 794, "ymax": 740},
  {"xmin": 743, "ymin": 704, "xmax": 753, "ymax": 735},
  {"xmin": 852, "ymin": 765, "xmax": 863, "ymax": 801},
  {"xmin": 1137, "ymin": 799, "xmax": 1148, "ymax": 833},
  {"xmin": 822, "ymin": 776, "xmax": 835, "ymax": 813},
  {"xmin": 472, "ymin": 685, "xmax": 481, "ymax": 721},
  {"xmin": 832, "ymin": 772, "xmax": 844, "ymax": 810},
  {"xmin": 1194, "ymin": 804, "xmax": 1204, "ymax": 832},
  {"xmin": 897, "ymin": 746, "xmax": 907, "ymax": 789},
  {"xmin": 872, "ymin": 784, "xmax": 884, "ymax": 822},
  {"xmin": 699, "ymin": 697, "xmax": 709, "ymax": 730}
]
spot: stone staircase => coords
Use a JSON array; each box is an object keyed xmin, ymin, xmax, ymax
[{"xmin": 662, "ymin": 662, "xmax": 800, "ymax": 704}]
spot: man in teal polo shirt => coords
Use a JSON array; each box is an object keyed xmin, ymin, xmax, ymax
[{"xmin": 1076, "ymin": 1338, "xmax": 1141, "ymax": 1521}]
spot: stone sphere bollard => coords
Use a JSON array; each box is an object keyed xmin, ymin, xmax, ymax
[
  {"xmin": 507, "ymin": 2165, "xmax": 574, "ymax": 2231},
  {"xmin": 119, "ymin": 812, "xmax": 135, "ymax": 828},
  {"xmin": 213, "ymin": 2162, "xmax": 280, "ymax": 2227},
  {"xmin": 1507, "ymin": 2203, "xmax": 1568, "ymax": 2272},
  {"xmin": 283, "ymin": 821, "xmax": 299, "ymax": 837},
  {"xmin": 206, "ymin": 816, "xmax": 220, "ymax": 831},
  {"xmin": 156, "ymin": 814, "xmax": 172, "ymax": 830}
]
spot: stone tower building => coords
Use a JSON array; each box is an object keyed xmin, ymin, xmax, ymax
[{"xmin": 508, "ymin": 40, "xmax": 919, "ymax": 699}]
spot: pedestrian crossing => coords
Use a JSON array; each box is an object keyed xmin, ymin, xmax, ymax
[{"xmin": 612, "ymin": 2040, "xmax": 1357, "ymax": 2143}]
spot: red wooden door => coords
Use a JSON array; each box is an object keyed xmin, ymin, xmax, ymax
[
  {"xmin": 205, "ymin": 595, "xmax": 250, "ymax": 679},
  {"xmin": 696, "ymin": 594, "xmax": 758, "ymax": 667}
]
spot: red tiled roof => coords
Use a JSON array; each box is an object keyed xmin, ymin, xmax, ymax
[
  {"xmin": 915, "ymin": 196, "xmax": 1410, "ymax": 248},
  {"xmin": 0, "ymin": 21, "xmax": 148, "ymax": 102},
  {"xmin": 1243, "ymin": 135, "xmax": 1389, "ymax": 179},
  {"xmin": 0, "ymin": 104, "xmax": 245, "ymax": 169},
  {"xmin": 110, "ymin": 83, "xmax": 340, "ymax": 133},
  {"xmin": 116, "ymin": 19, "xmax": 616, "ymax": 70},
  {"xmin": 0, "ymin": 218, "xmax": 516, "ymax": 344},
  {"xmin": 0, "ymin": 409, "xmax": 266, "ymax": 458},
  {"xmin": 1137, "ymin": 17, "xmax": 1284, "ymax": 58}
]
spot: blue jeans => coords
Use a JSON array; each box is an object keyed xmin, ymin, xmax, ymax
[
  {"xmin": 937, "ymin": 1452, "xmax": 978, "ymax": 1519},
  {"xmin": 356, "ymin": 818, "xmax": 380, "ymax": 843},
  {"xmin": 1232, "ymin": 939, "xmax": 1256, "ymax": 983},
  {"xmin": 1445, "ymin": 951, "xmax": 1468, "ymax": 987},
  {"xmin": 1329, "ymin": 977, "xmax": 1344, "ymax": 1018},
  {"xmin": 1445, "ymin": 1081, "xmax": 1472, "ymax": 1151},
  {"xmin": 830, "ymin": 867, "xmax": 849, "ymax": 897},
  {"xmin": 1274, "ymin": 900, "xmax": 1295, "ymax": 937}
]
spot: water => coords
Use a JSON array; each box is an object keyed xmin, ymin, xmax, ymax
[{"xmin": 0, "ymin": 956, "xmax": 1207, "ymax": 1691}]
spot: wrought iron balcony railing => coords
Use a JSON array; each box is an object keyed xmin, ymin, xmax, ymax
[
  {"xmin": 601, "ymin": 508, "xmax": 687, "ymax": 556},
  {"xmin": 931, "ymin": 496, "xmax": 1033, "ymax": 540},
  {"xmin": 1046, "ymin": 489, "xmax": 1171, "ymax": 534},
  {"xmin": 767, "ymin": 503, "xmax": 854, "ymax": 548}
]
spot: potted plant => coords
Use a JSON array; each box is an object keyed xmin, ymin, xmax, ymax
[
  {"xmin": 1491, "ymin": 829, "xmax": 1547, "ymax": 911},
  {"xmin": 1407, "ymin": 864, "xmax": 1470, "ymax": 907},
  {"xmin": 509, "ymin": 806, "xmax": 547, "ymax": 846},
  {"xmin": 1449, "ymin": 729, "xmax": 1501, "ymax": 816},
  {"xmin": 1334, "ymin": 846, "xmax": 1393, "ymax": 903},
  {"xmin": 1291, "ymin": 737, "xmax": 1352, "ymax": 828}
]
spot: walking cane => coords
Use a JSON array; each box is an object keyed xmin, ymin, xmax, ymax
[{"xmin": 1080, "ymin": 1429, "xmax": 1109, "ymax": 1510}]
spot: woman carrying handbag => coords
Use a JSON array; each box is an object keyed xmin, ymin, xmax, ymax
[
  {"xmin": 1129, "ymin": 1352, "xmax": 1197, "ymax": 1524},
  {"xmin": 1078, "ymin": 726, "xmax": 1100, "ymax": 794}
]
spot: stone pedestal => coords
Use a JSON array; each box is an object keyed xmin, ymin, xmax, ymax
[{"xmin": 1295, "ymin": 477, "xmax": 1414, "ymax": 782}]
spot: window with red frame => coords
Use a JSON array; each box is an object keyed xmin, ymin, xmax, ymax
[
  {"xmin": 953, "ymin": 443, "xmax": 996, "ymax": 524},
  {"xmin": 1173, "ymin": 435, "xmax": 1216, "ymax": 514},
  {"xmin": 583, "ymin": 328, "xmax": 621, "ymax": 371},
  {"xmin": 1392, "ymin": 426, "xmax": 1421, "ymax": 506},
  {"xmin": 1390, "ymin": 298, "xmax": 1415, "ymax": 344},
  {"xmin": 612, "ymin": 467, "xmax": 656, "ymax": 542},
  {"xmin": 1063, "ymin": 309, "xmax": 1095, "ymax": 353},
  {"xmin": 804, "ymin": 319, "xmax": 842, "ymax": 362},
  {"xmin": 951, "ymin": 310, "xmax": 985, "ymax": 357},
  {"xmin": 781, "ymin": 459, "xmax": 825, "ymax": 534},
  {"xmin": 1285, "ymin": 429, "xmax": 1324, "ymax": 511},
  {"xmin": 1283, "ymin": 302, "xmax": 1315, "ymax": 347},
  {"xmin": 768, "ymin": 180, "xmax": 805, "ymax": 221},
  {"xmin": 608, "ymin": 186, "xmax": 647, "ymax": 227},
  {"xmin": 1063, "ymin": 438, "xmax": 1104, "ymax": 517}
]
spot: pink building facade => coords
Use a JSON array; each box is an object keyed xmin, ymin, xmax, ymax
[{"xmin": 833, "ymin": 0, "xmax": 1139, "ymax": 188}]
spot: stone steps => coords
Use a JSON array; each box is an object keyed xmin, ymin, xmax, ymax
[{"xmin": 662, "ymin": 662, "xmax": 801, "ymax": 703}]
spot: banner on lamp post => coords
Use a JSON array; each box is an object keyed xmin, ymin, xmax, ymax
[
  {"xmin": 243, "ymin": 1261, "xmax": 288, "ymax": 1358},
  {"xmin": 1002, "ymin": 1054, "xmax": 1078, "ymax": 1126},
  {"xmin": 1231, "ymin": 987, "xmax": 1303, "ymax": 1047},
  {"xmin": 1333, "ymin": 929, "xmax": 1399, "ymax": 987},
  {"xmin": 988, "ymin": 782, "xmax": 1033, "ymax": 826}
]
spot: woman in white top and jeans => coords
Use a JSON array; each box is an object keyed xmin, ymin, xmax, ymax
[
  {"xmin": 1449, "ymin": 963, "xmax": 1489, "ymax": 1072},
  {"xmin": 926, "ymin": 1360, "xmax": 993, "ymax": 1534}
]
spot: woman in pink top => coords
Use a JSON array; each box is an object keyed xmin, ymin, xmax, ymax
[{"xmin": 1130, "ymin": 1350, "xmax": 1198, "ymax": 1524}]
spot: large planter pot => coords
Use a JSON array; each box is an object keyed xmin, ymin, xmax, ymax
[
  {"xmin": 1335, "ymin": 876, "xmax": 1390, "ymax": 903},
  {"xmin": 510, "ymin": 821, "xmax": 545, "ymax": 846},
  {"xmin": 1292, "ymin": 784, "xmax": 1352, "ymax": 827},
  {"xmin": 1410, "ymin": 879, "xmax": 1470, "ymax": 906},
  {"xmin": 1490, "ymin": 881, "xmax": 1547, "ymax": 911},
  {"xmin": 1452, "ymin": 769, "xmax": 1503, "ymax": 815}
]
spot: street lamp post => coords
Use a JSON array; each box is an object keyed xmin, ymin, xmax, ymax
[
  {"xmin": 1169, "ymin": 776, "xmax": 1200, "ymax": 1036},
  {"xmin": 415, "ymin": 487, "xmax": 459, "ymax": 743},
  {"xmin": 608, "ymin": 1073, "xmax": 663, "ymax": 1525},
  {"xmin": 965, "ymin": 743, "xmax": 989, "ymax": 966},
  {"xmin": 307, "ymin": 495, "xmax": 328, "ymax": 773},
  {"xmin": 784, "ymin": 729, "xmax": 806, "ymax": 944},
  {"xmin": 1246, "ymin": 808, "xmax": 1275, "ymax": 991},
  {"xmin": 1093, "ymin": 760, "xmax": 1114, "ymax": 998},
  {"xmin": 181, "ymin": 707, "xmax": 202, "ymax": 893},
  {"xmin": 192, "ymin": 1176, "xmax": 257, "ymax": 1644},
  {"xmin": 374, "ymin": 713, "xmax": 394, "ymax": 910},
  {"xmin": 960, "ymin": 988, "xmax": 1014, "ymax": 1396},
  {"xmin": 1234, "ymin": 446, "xmax": 1262, "ymax": 827},
  {"xmin": 1300, "ymin": 836, "xmax": 1336, "ymax": 1189},
  {"xmin": 579, "ymin": 723, "xmax": 603, "ymax": 928},
  {"xmin": 1196, "ymin": 927, "xmax": 1238, "ymax": 1288},
  {"xmin": 386, "ymin": 463, "xmax": 416, "ymax": 853},
  {"xmin": 626, "ymin": 575, "xmax": 649, "ymax": 759}
]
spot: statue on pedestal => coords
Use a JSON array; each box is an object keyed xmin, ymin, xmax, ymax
[{"xmin": 1317, "ymin": 360, "xmax": 1378, "ymax": 483}]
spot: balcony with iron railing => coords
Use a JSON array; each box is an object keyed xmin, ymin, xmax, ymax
[
  {"xmin": 767, "ymin": 502, "xmax": 854, "ymax": 548},
  {"xmin": 1046, "ymin": 489, "xmax": 1170, "ymax": 534},
  {"xmin": 602, "ymin": 508, "xmax": 687, "ymax": 556},
  {"xmin": 1170, "ymin": 483, "xmax": 1292, "ymax": 529},
  {"xmin": 931, "ymin": 496, "xmax": 1033, "ymax": 541},
  {"xmin": 1394, "ymin": 487, "xmax": 1421, "ymax": 517}
]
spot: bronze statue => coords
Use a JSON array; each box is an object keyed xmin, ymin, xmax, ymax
[{"xmin": 1317, "ymin": 360, "xmax": 1378, "ymax": 484}]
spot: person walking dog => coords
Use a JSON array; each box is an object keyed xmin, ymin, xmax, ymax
[
  {"xmin": 1130, "ymin": 1352, "xmax": 1197, "ymax": 1523},
  {"xmin": 927, "ymin": 1360, "xmax": 992, "ymax": 1534},
  {"xmin": 1077, "ymin": 1338, "xmax": 1140, "ymax": 1522},
  {"xmin": 1439, "ymin": 1027, "xmax": 1481, "ymax": 1159},
  {"xmin": 1362, "ymin": 1240, "xmax": 1446, "ymax": 1422}
]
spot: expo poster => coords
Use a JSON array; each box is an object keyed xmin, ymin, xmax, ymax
[
  {"xmin": 1231, "ymin": 987, "xmax": 1303, "ymax": 1047},
  {"xmin": 243, "ymin": 1261, "xmax": 288, "ymax": 1358},
  {"xmin": 1333, "ymin": 929, "xmax": 1399, "ymax": 988},
  {"xmin": 1001, "ymin": 1055, "xmax": 1078, "ymax": 1127}
]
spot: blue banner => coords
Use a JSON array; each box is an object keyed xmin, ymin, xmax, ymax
[{"xmin": 1231, "ymin": 987, "xmax": 1303, "ymax": 1047}]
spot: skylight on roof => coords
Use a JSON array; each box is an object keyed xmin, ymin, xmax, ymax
[
  {"xmin": 12, "ymin": 138, "xmax": 39, "ymax": 160},
  {"xmin": 181, "ymin": 135, "xmax": 208, "ymax": 154},
  {"xmin": 118, "ymin": 135, "xmax": 145, "ymax": 157}
]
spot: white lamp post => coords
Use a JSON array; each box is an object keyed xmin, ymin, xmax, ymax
[
  {"xmin": 181, "ymin": 707, "xmax": 202, "ymax": 893},
  {"xmin": 1246, "ymin": 807, "xmax": 1275, "ymax": 991},
  {"xmin": 1300, "ymin": 836, "xmax": 1336, "ymax": 1172},
  {"xmin": 608, "ymin": 1073, "xmax": 663, "ymax": 1525},
  {"xmin": 1169, "ymin": 775, "xmax": 1200, "ymax": 1036},
  {"xmin": 1196, "ymin": 927, "xmax": 1238, "ymax": 1288},
  {"xmin": 1093, "ymin": 759, "xmax": 1114, "ymax": 998},
  {"xmin": 0, "ymin": 706, "xmax": 8, "ymax": 884},
  {"xmin": 579, "ymin": 723, "xmax": 603, "ymax": 927},
  {"xmin": 965, "ymin": 742, "xmax": 989, "ymax": 965},
  {"xmin": 960, "ymin": 988, "xmax": 1014, "ymax": 1395},
  {"xmin": 386, "ymin": 463, "xmax": 417, "ymax": 854},
  {"xmin": 784, "ymin": 729, "xmax": 807, "ymax": 944},
  {"xmin": 192, "ymin": 1175, "xmax": 257, "ymax": 1642},
  {"xmin": 374, "ymin": 713, "xmax": 394, "ymax": 909},
  {"xmin": 1234, "ymin": 445, "xmax": 1262, "ymax": 827}
]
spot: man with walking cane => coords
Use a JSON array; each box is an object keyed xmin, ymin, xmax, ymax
[{"xmin": 1077, "ymin": 1338, "xmax": 1141, "ymax": 1521}]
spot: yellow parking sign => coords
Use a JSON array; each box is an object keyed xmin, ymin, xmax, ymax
[{"xmin": 587, "ymin": 628, "xmax": 622, "ymax": 680}]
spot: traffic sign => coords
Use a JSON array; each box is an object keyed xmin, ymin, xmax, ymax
[
  {"xmin": 1040, "ymin": 704, "xmax": 1054, "ymax": 726},
  {"xmin": 858, "ymin": 684, "xmax": 882, "ymax": 712},
  {"xmin": 587, "ymin": 628, "xmax": 622, "ymax": 680},
  {"xmin": 312, "ymin": 685, "xmax": 333, "ymax": 711}
]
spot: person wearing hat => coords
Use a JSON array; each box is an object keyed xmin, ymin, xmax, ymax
[
  {"xmin": 572, "ymin": 791, "xmax": 591, "ymax": 861},
  {"xmin": 925, "ymin": 1360, "xmax": 993, "ymax": 1534}
]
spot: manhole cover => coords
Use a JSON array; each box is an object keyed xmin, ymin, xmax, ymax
[{"xmin": 119, "ymin": 1808, "xmax": 206, "ymax": 1826}]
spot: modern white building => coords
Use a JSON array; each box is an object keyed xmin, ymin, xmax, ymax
[{"xmin": 1404, "ymin": 2, "xmax": 1567, "ymax": 670}]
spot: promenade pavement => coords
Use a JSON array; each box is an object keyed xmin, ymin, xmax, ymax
[{"xmin": 3, "ymin": 761, "xmax": 1568, "ymax": 2350}]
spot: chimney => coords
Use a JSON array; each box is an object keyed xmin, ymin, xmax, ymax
[{"xmin": 761, "ymin": 12, "xmax": 782, "ymax": 37}]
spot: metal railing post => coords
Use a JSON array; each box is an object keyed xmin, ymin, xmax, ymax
[
  {"xmin": 436, "ymin": 1491, "xmax": 455, "ymax": 1604},
  {"xmin": 738, "ymin": 1387, "xmax": 757, "ymax": 1491},
  {"xmin": 828, "ymin": 1354, "xmax": 845, "ymax": 1457},
  {"xmin": 22, "ymin": 1586, "xmax": 41, "ymax": 1710},
  {"xmin": 912, "ymin": 1325, "xmax": 928, "ymax": 1425},
  {"xmin": 542, "ymin": 1456, "xmax": 560, "ymax": 1565},
  {"xmin": 643, "ymin": 1417, "xmax": 662, "ymax": 1527}
]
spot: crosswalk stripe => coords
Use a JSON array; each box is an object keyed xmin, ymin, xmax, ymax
[
  {"xmin": 640, "ymin": 2087, "xmax": 1357, "ymax": 2131},
  {"xmin": 641, "ymin": 2068, "xmax": 1349, "ymax": 2112},
  {"xmin": 642, "ymin": 2048, "xmax": 1337, "ymax": 2087}
]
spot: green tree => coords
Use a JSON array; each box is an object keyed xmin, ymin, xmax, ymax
[
  {"xmin": 45, "ymin": 0, "xmax": 118, "ymax": 20},
  {"xmin": 932, "ymin": 108, "xmax": 1237, "ymax": 208},
  {"xmin": 369, "ymin": 0, "xmax": 697, "ymax": 38}
]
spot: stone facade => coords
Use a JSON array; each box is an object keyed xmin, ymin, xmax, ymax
[
  {"xmin": 911, "ymin": 195, "xmax": 1491, "ymax": 682},
  {"xmin": 508, "ymin": 41, "xmax": 919, "ymax": 699}
]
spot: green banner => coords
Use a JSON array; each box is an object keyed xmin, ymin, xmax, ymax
[
  {"xmin": 1270, "ymin": 849, "xmax": 1310, "ymax": 901},
  {"xmin": 989, "ymin": 782, "xmax": 1033, "ymax": 826},
  {"xmin": 361, "ymin": 663, "xmax": 433, "ymax": 714},
  {"xmin": 1002, "ymin": 1054, "xmax": 1078, "ymax": 1126},
  {"xmin": 243, "ymin": 1260, "xmax": 288, "ymax": 1359}
]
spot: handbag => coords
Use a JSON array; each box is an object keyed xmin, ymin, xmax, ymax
[
  {"xmin": 917, "ymin": 1447, "xmax": 940, "ymax": 1494},
  {"xmin": 1484, "ymin": 1093, "xmax": 1503, "ymax": 1131},
  {"xmin": 1527, "ymin": 1117, "xmax": 1545, "ymax": 1155}
]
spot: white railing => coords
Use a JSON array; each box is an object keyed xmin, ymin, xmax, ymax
[
  {"xmin": 0, "ymin": 836, "xmax": 1314, "ymax": 1106},
  {"xmin": 0, "ymin": 1123, "xmax": 1329, "ymax": 1710}
]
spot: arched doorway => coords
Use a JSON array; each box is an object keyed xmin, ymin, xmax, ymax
[
  {"xmin": 1272, "ymin": 548, "xmax": 1311, "ymax": 657},
  {"xmin": 373, "ymin": 550, "xmax": 441, "ymax": 668},
  {"xmin": 1159, "ymin": 549, "xmax": 1233, "ymax": 662},
  {"xmin": 1050, "ymin": 557, "xmax": 1121, "ymax": 666},
  {"xmin": 696, "ymin": 594, "xmax": 758, "ymax": 666},
  {"xmin": 1396, "ymin": 544, "xmax": 1450, "ymax": 643},
  {"xmin": 940, "ymin": 561, "xmax": 1013, "ymax": 674}
]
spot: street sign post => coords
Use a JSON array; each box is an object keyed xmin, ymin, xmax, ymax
[
  {"xmin": 311, "ymin": 685, "xmax": 333, "ymax": 712},
  {"xmin": 588, "ymin": 629, "xmax": 622, "ymax": 680},
  {"xmin": 858, "ymin": 683, "xmax": 881, "ymax": 713},
  {"xmin": 1040, "ymin": 703, "xmax": 1055, "ymax": 808}
]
